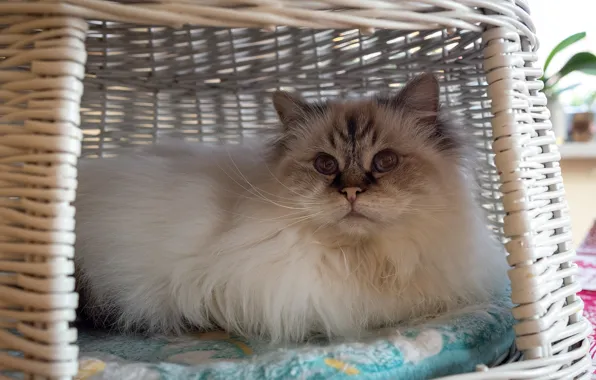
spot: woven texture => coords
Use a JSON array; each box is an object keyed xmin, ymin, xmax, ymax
[
  {"xmin": 0, "ymin": 0, "xmax": 538, "ymax": 35},
  {"xmin": 0, "ymin": 0, "xmax": 592, "ymax": 379},
  {"xmin": 0, "ymin": 15, "xmax": 87, "ymax": 378}
]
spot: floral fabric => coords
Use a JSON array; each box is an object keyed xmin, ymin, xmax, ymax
[{"xmin": 76, "ymin": 300, "xmax": 514, "ymax": 379}]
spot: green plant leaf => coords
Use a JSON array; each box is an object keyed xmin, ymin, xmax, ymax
[
  {"xmin": 554, "ymin": 83, "xmax": 581, "ymax": 96},
  {"xmin": 543, "ymin": 31, "xmax": 586, "ymax": 75},
  {"xmin": 557, "ymin": 52, "xmax": 596, "ymax": 80}
]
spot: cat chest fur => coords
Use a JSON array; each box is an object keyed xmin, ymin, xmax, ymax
[{"xmin": 170, "ymin": 227, "xmax": 438, "ymax": 341}]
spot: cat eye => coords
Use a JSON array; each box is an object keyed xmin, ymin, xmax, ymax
[
  {"xmin": 314, "ymin": 153, "xmax": 339, "ymax": 175},
  {"xmin": 372, "ymin": 150, "xmax": 399, "ymax": 173}
]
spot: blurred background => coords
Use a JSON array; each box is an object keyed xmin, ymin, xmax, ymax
[{"xmin": 529, "ymin": 0, "xmax": 596, "ymax": 247}]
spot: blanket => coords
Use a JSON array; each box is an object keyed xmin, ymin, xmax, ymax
[{"xmin": 76, "ymin": 299, "xmax": 514, "ymax": 380}]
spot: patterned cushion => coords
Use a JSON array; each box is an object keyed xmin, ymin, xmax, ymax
[{"xmin": 76, "ymin": 299, "xmax": 514, "ymax": 380}]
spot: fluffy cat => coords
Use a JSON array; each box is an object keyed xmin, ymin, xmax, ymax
[{"xmin": 74, "ymin": 73, "xmax": 508, "ymax": 342}]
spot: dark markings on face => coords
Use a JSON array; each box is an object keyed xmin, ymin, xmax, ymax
[
  {"xmin": 335, "ymin": 119, "xmax": 349, "ymax": 141},
  {"xmin": 324, "ymin": 110, "xmax": 381, "ymax": 192},
  {"xmin": 330, "ymin": 171, "xmax": 371, "ymax": 191},
  {"xmin": 365, "ymin": 171, "xmax": 377, "ymax": 185},
  {"xmin": 360, "ymin": 119, "xmax": 375, "ymax": 141},
  {"xmin": 331, "ymin": 173, "xmax": 342, "ymax": 189},
  {"xmin": 346, "ymin": 115, "xmax": 357, "ymax": 142},
  {"xmin": 371, "ymin": 128, "xmax": 379, "ymax": 145},
  {"xmin": 341, "ymin": 109, "xmax": 376, "ymax": 157},
  {"xmin": 346, "ymin": 114, "xmax": 358, "ymax": 157},
  {"xmin": 272, "ymin": 79, "xmax": 462, "ymax": 194},
  {"xmin": 327, "ymin": 130, "xmax": 337, "ymax": 149}
]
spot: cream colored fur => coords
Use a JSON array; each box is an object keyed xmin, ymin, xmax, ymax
[{"xmin": 75, "ymin": 75, "xmax": 509, "ymax": 342}]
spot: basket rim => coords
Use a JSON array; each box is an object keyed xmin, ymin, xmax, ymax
[{"xmin": 0, "ymin": 0, "xmax": 535, "ymax": 47}]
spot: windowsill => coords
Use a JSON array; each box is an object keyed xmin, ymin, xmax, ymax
[{"xmin": 559, "ymin": 142, "xmax": 596, "ymax": 160}]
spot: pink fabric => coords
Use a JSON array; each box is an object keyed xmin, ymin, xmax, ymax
[
  {"xmin": 578, "ymin": 291, "xmax": 596, "ymax": 362},
  {"xmin": 575, "ymin": 221, "xmax": 596, "ymax": 374}
]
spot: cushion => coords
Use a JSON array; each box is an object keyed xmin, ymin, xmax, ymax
[{"xmin": 76, "ymin": 298, "xmax": 514, "ymax": 380}]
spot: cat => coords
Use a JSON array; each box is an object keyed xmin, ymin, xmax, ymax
[{"xmin": 74, "ymin": 73, "xmax": 509, "ymax": 342}]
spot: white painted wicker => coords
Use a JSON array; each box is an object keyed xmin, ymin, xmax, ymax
[{"xmin": 0, "ymin": 1, "xmax": 591, "ymax": 379}]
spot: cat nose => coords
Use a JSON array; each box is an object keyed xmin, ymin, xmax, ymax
[{"xmin": 341, "ymin": 187, "xmax": 363, "ymax": 203}]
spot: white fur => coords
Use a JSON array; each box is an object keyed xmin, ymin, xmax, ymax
[{"xmin": 75, "ymin": 140, "xmax": 508, "ymax": 342}]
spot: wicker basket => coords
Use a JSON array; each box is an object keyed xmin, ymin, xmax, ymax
[{"xmin": 0, "ymin": 0, "xmax": 592, "ymax": 379}]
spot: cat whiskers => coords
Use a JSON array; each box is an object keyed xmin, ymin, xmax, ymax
[
  {"xmin": 212, "ymin": 160, "xmax": 314, "ymax": 211},
  {"xmin": 238, "ymin": 189, "xmax": 321, "ymax": 210},
  {"xmin": 219, "ymin": 208, "xmax": 316, "ymax": 223},
  {"xmin": 263, "ymin": 163, "xmax": 324, "ymax": 204},
  {"xmin": 311, "ymin": 219, "xmax": 334, "ymax": 236},
  {"xmin": 400, "ymin": 203, "xmax": 451, "ymax": 225},
  {"xmin": 218, "ymin": 152, "xmax": 324, "ymax": 209},
  {"xmin": 218, "ymin": 186, "xmax": 316, "ymax": 211},
  {"xmin": 221, "ymin": 149, "xmax": 323, "ymax": 205},
  {"xmin": 213, "ymin": 210, "xmax": 325, "ymax": 256},
  {"xmin": 209, "ymin": 181, "xmax": 314, "ymax": 210},
  {"xmin": 225, "ymin": 150, "xmax": 293, "ymax": 205},
  {"xmin": 338, "ymin": 244, "xmax": 350, "ymax": 279}
]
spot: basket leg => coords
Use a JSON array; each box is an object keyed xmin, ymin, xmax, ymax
[
  {"xmin": 0, "ymin": 15, "xmax": 87, "ymax": 379},
  {"xmin": 483, "ymin": 26, "xmax": 590, "ymax": 364}
]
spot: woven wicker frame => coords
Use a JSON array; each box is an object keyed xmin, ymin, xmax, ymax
[{"xmin": 0, "ymin": 1, "xmax": 591, "ymax": 379}]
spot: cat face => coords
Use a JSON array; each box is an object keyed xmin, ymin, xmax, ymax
[{"xmin": 270, "ymin": 74, "xmax": 464, "ymax": 237}]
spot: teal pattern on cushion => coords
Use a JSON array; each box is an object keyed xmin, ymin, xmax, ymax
[{"xmin": 76, "ymin": 297, "xmax": 514, "ymax": 380}]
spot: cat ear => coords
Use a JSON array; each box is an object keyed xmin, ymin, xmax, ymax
[
  {"xmin": 380, "ymin": 73, "xmax": 460, "ymax": 152},
  {"xmin": 272, "ymin": 91, "xmax": 309, "ymax": 124},
  {"xmin": 388, "ymin": 73, "xmax": 440, "ymax": 114}
]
